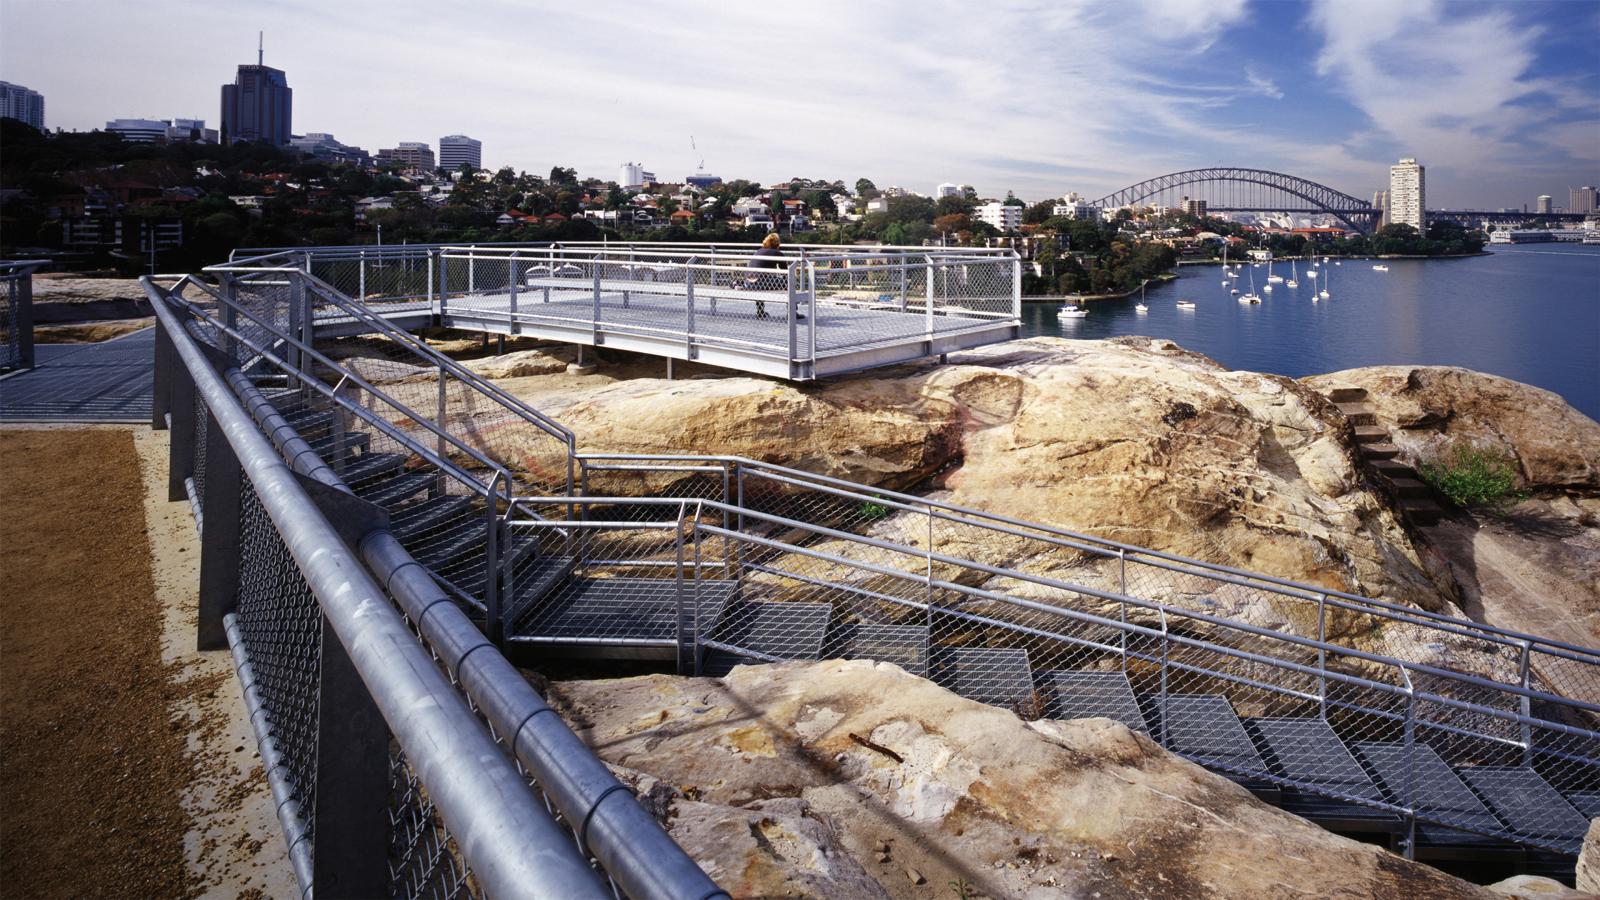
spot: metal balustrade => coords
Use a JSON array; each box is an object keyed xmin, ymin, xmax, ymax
[
  {"xmin": 0, "ymin": 259, "xmax": 46, "ymax": 371},
  {"xmin": 150, "ymin": 249, "xmax": 1600, "ymax": 877}
]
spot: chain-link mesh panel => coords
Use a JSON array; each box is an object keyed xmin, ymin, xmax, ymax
[
  {"xmin": 388, "ymin": 744, "xmax": 476, "ymax": 900},
  {"xmin": 1, "ymin": 274, "xmax": 20, "ymax": 370},
  {"xmin": 234, "ymin": 476, "xmax": 323, "ymax": 850},
  {"xmin": 192, "ymin": 390, "xmax": 209, "ymax": 514}
]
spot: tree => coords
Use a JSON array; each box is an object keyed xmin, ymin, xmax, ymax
[
  {"xmin": 854, "ymin": 177, "xmax": 876, "ymax": 197},
  {"xmin": 549, "ymin": 165, "xmax": 577, "ymax": 185},
  {"xmin": 1023, "ymin": 200, "xmax": 1055, "ymax": 225},
  {"xmin": 934, "ymin": 194, "xmax": 973, "ymax": 218},
  {"xmin": 933, "ymin": 213, "xmax": 970, "ymax": 236}
]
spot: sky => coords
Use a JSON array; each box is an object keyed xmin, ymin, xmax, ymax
[{"xmin": 2, "ymin": 0, "xmax": 1597, "ymax": 208}]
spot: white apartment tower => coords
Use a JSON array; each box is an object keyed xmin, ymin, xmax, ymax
[
  {"xmin": 438, "ymin": 135, "xmax": 482, "ymax": 172},
  {"xmin": 1387, "ymin": 158, "xmax": 1425, "ymax": 232},
  {"xmin": 936, "ymin": 182, "xmax": 961, "ymax": 198},
  {"xmin": 975, "ymin": 201, "xmax": 1022, "ymax": 231}
]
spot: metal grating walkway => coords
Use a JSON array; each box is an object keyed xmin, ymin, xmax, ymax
[{"xmin": 0, "ymin": 328, "xmax": 154, "ymax": 423}]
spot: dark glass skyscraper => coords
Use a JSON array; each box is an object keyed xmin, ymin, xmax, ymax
[{"xmin": 220, "ymin": 62, "xmax": 292, "ymax": 146}]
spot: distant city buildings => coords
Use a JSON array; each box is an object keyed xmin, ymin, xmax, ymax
[
  {"xmin": 438, "ymin": 134, "xmax": 482, "ymax": 172},
  {"xmin": 0, "ymin": 80, "xmax": 45, "ymax": 130},
  {"xmin": 936, "ymin": 182, "xmax": 960, "ymax": 198},
  {"xmin": 378, "ymin": 142, "xmax": 436, "ymax": 171},
  {"xmin": 289, "ymin": 132, "xmax": 369, "ymax": 165},
  {"xmin": 1387, "ymin": 158, "xmax": 1425, "ymax": 232},
  {"xmin": 220, "ymin": 45, "xmax": 292, "ymax": 146},
  {"xmin": 105, "ymin": 117, "xmax": 217, "ymax": 143},
  {"xmin": 620, "ymin": 161, "xmax": 655, "ymax": 189},
  {"xmin": 1181, "ymin": 198, "xmax": 1208, "ymax": 218},
  {"xmin": 975, "ymin": 200, "xmax": 1022, "ymax": 231},
  {"xmin": 1051, "ymin": 193, "xmax": 1101, "ymax": 221},
  {"xmin": 1569, "ymin": 185, "xmax": 1597, "ymax": 214},
  {"xmin": 1536, "ymin": 194, "xmax": 1553, "ymax": 215}
]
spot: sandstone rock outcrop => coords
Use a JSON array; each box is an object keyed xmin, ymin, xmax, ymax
[
  {"xmin": 1304, "ymin": 366, "xmax": 1600, "ymax": 491},
  {"xmin": 549, "ymin": 660, "xmax": 1489, "ymax": 899}
]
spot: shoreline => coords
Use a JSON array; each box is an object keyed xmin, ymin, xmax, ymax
[{"xmin": 1023, "ymin": 272, "xmax": 1177, "ymax": 304}]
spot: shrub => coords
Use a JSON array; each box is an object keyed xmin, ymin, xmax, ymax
[
  {"xmin": 1418, "ymin": 444, "xmax": 1523, "ymax": 509},
  {"xmin": 857, "ymin": 499, "xmax": 892, "ymax": 520}
]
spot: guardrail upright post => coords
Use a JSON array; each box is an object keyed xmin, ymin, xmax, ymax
[
  {"xmin": 692, "ymin": 502, "xmax": 705, "ymax": 675},
  {"xmin": 468, "ymin": 244, "xmax": 477, "ymax": 294},
  {"xmin": 591, "ymin": 262, "xmax": 602, "ymax": 344},
  {"xmin": 435, "ymin": 366, "xmax": 448, "ymax": 461},
  {"xmin": 924, "ymin": 255, "xmax": 935, "ymax": 348},
  {"xmin": 1517, "ymin": 641, "xmax": 1532, "ymax": 766},
  {"xmin": 507, "ymin": 252, "xmax": 520, "ymax": 335},
  {"xmin": 151, "ymin": 314, "xmax": 174, "ymax": 430},
  {"xmin": 286, "ymin": 272, "xmax": 305, "ymax": 379},
  {"xmin": 1317, "ymin": 594, "xmax": 1329, "ymax": 717},
  {"xmin": 220, "ymin": 274, "xmax": 239, "ymax": 362},
  {"xmin": 674, "ymin": 502, "xmax": 689, "ymax": 674},
  {"xmin": 428, "ymin": 251, "xmax": 438, "ymax": 317},
  {"xmin": 358, "ymin": 249, "xmax": 366, "ymax": 300},
  {"xmin": 484, "ymin": 476, "xmax": 504, "ymax": 644},
  {"xmin": 14, "ymin": 266, "xmax": 34, "ymax": 370},
  {"xmin": 437, "ymin": 251, "xmax": 449, "ymax": 321},
  {"xmin": 1117, "ymin": 550, "xmax": 1128, "ymax": 671},
  {"xmin": 1157, "ymin": 608, "xmax": 1170, "ymax": 748},
  {"xmin": 168, "ymin": 331, "xmax": 198, "ymax": 503},
  {"xmin": 685, "ymin": 256, "xmax": 696, "ymax": 360},
  {"xmin": 196, "ymin": 392, "xmax": 244, "ymax": 651},
  {"xmin": 787, "ymin": 266, "xmax": 798, "ymax": 377},
  {"xmin": 807, "ymin": 261, "xmax": 817, "ymax": 369},
  {"xmin": 1398, "ymin": 665, "xmax": 1417, "ymax": 860}
]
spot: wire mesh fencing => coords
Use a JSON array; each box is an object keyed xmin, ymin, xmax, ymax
[{"xmin": 0, "ymin": 260, "xmax": 43, "ymax": 370}]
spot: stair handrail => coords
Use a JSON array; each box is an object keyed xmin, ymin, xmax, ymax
[
  {"xmin": 503, "ymin": 495, "xmax": 1600, "ymax": 720},
  {"xmin": 164, "ymin": 275, "xmax": 516, "ymax": 501},
  {"xmin": 575, "ymin": 452, "xmax": 1600, "ymax": 666}
]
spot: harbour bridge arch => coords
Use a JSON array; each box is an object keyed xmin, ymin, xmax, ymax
[{"xmin": 1091, "ymin": 168, "xmax": 1381, "ymax": 234}]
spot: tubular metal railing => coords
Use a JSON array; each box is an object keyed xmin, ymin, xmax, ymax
[
  {"xmin": 165, "ymin": 246, "xmax": 1599, "ymax": 867},
  {"xmin": 145, "ymin": 272, "xmax": 728, "ymax": 900}
]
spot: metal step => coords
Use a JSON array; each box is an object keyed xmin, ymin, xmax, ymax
[
  {"xmin": 1246, "ymin": 717, "xmax": 1395, "ymax": 830},
  {"xmin": 453, "ymin": 533, "xmax": 541, "ymax": 599},
  {"xmin": 1352, "ymin": 742, "xmax": 1507, "ymax": 850},
  {"xmin": 357, "ymin": 470, "xmax": 441, "ymax": 508},
  {"xmin": 512, "ymin": 576, "xmax": 736, "ymax": 647},
  {"xmin": 827, "ymin": 623, "xmax": 929, "ymax": 677},
  {"xmin": 410, "ymin": 519, "xmax": 492, "ymax": 574},
  {"xmin": 307, "ymin": 430, "xmax": 372, "ymax": 460},
  {"xmin": 388, "ymin": 495, "xmax": 473, "ymax": 543},
  {"xmin": 340, "ymin": 451, "xmax": 411, "ymax": 486},
  {"xmin": 1566, "ymin": 791, "xmax": 1600, "ymax": 819},
  {"xmin": 1456, "ymin": 767, "xmax": 1588, "ymax": 852},
  {"xmin": 938, "ymin": 647, "xmax": 1034, "ymax": 710},
  {"xmin": 503, "ymin": 555, "xmax": 577, "ymax": 628},
  {"xmin": 711, "ymin": 601, "xmax": 832, "ymax": 662},
  {"xmin": 1037, "ymin": 670, "xmax": 1146, "ymax": 731},
  {"xmin": 1151, "ymin": 695, "xmax": 1268, "ymax": 774},
  {"xmin": 279, "ymin": 406, "xmax": 336, "ymax": 435}
]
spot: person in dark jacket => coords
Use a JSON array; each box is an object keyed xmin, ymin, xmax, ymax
[{"xmin": 746, "ymin": 232, "xmax": 802, "ymax": 320}]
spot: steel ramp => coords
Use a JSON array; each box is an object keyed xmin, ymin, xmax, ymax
[{"xmin": 1036, "ymin": 670, "xmax": 1147, "ymax": 732}]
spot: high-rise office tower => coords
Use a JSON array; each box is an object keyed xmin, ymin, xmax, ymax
[
  {"xmin": 1569, "ymin": 186, "xmax": 1597, "ymax": 214},
  {"xmin": 220, "ymin": 33, "xmax": 292, "ymax": 145},
  {"xmin": 0, "ymin": 81, "xmax": 45, "ymax": 130},
  {"xmin": 438, "ymin": 135, "xmax": 483, "ymax": 172}
]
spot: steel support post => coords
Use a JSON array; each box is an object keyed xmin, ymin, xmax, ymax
[
  {"xmin": 168, "ymin": 336, "xmax": 198, "ymax": 502},
  {"xmin": 507, "ymin": 253, "xmax": 520, "ymax": 335},
  {"xmin": 197, "ymin": 400, "xmax": 244, "ymax": 651},
  {"xmin": 151, "ymin": 315, "xmax": 174, "ymax": 430},
  {"xmin": 15, "ymin": 269, "xmax": 34, "ymax": 370},
  {"xmin": 1517, "ymin": 642, "xmax": 1533, "ymax": 766},
  {"xmin": 296, "ymin": 474, "xmax": 394, "ymax": 900}
]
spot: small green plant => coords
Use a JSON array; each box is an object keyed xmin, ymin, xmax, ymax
[
  {"xmin": 1418, "ymin": 444, "xmax": 1523, "ymax": 509},
  {"xmin": 857, "ymin": 498, "xmax": 892, "ymax": 520}
]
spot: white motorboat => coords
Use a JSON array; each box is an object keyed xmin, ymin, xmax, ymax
[
  {"xmin": 1372, "ymin": 264, "xmax": 1389, "ymax": 271},
  {"xmin": 1135, "ymin": 303, "xmax": 1148, "ymax": 314},
  {"xmin": 1307, "ymin": 269, "xmax": 1318, "ymax": 278},
  {"xmin": 1059, "ymin": 304, "xmax": 1088, "ymax": 318},
  {"xmin": 1263, "ymin": 283, "xmax": 1274, "ymax": 293},
  {"xmin": 1230, "ymin": 287, "xmax": 1240, "ymax": 295}
]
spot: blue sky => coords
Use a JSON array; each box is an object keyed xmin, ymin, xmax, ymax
[{"xmin": 2, "ymin": 0, "xmax": 1596, "ymax": 208}]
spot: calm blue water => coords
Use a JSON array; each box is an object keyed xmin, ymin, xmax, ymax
[{"xmin": 1023, "ymin": 244, "xmax": 1600, "ymax": 420}]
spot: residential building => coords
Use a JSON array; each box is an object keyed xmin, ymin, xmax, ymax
[
  {"xmin": 1536, "ymin": 194, "xmax": 1553, "ymax": 215},
  {"xmin": 1387, "ymin": 158, "xmax": 1425, "ymax": 232},
  {"xmin": 0, "ymin": 80, "xmax": 45, "ymax": 130},
  {"xmin": 105, "ymin": 118, "xmax": 171, "ymax": 143},
  {"xmin": 936, "ymin": 182, "xmax": 961, "ymax": 198},
  {"xmin": 975, "ymin": 201, "xmax": 1022, "ymax": 231},
  {"xmin": 378, "ymin": 142, "xmax": 436, "ymax": 172},
  {"xmin": 1182, "ymin": 198, "xmax": 1208, "ymax": 218},
  {"xmin": 1568, "ymin": 185, "xmax": 1597, "ymax": 214},
  {"xmin": 865, "ymin": 196, "xmax": 890, "ymax": 215},
  {"xmin": 221, "ymin": 57, "xmax": 292, "ymax": 146},
  {"xmin": 1051, "ymin": 194, "xmax": 1100, "ymax": 221},
  {"xmin": 438, "ymin": 134, "xmax": 482, "ymax": 172},
  {"xmin": 620, "ymin": 161, "xmax": 657, "ymax": 189}
]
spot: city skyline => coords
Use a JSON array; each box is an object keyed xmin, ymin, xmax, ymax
[{"xmin": 1, "ymin": 0, "xmax": 1596, "ymax": 207}]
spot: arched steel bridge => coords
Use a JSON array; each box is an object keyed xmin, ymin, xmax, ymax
[{"xmin": 1093, "ymin": 167, "xmax": 1382, "ymax": 234}]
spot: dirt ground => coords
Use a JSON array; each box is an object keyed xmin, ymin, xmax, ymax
[{"xmin": 0, "ymin": 427, "xmax": 290, "ymax": 899}]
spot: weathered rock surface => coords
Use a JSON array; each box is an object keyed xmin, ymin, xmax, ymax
[
  {"xmin": 550, "ymin": 660, "xmax": 1489, "ymax": 899},
  {"xmin": 1304, "ymin": 366, "xmax": 1600, "ymax": 491},
  {"xmin": 1484, "ymin": 873, "xmax": 1590, "ymax": 897},
  {"xmin": 1579, "ymin": 818, "xmax": 1600, "ymax": 894}
]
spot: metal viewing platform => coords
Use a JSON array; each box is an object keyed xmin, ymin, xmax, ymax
[{"xmin": 228, "ymin": 242, "xmax": 1022, "ymax": 380}]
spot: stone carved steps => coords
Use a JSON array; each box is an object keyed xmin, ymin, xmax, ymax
[{"xmin": 1321, "ymin": 385, "xmax": 1443, "ymax": 526}]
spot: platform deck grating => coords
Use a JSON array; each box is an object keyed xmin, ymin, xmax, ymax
[
  {"xmin": 828, "ymin": 623, "xmax": 930, "ymax": 676},
  {"xmin": 1153, "ymin": 695, "xmax": 1268, "ymax": 774},
  {"xmin": 0, "ymin": 328, "xmax": 154, "ymax": 422},
  {"xmin": 1247, "ymin": 717, "xmax": 1383, "ymax": 802},
  {"xmin": 513, "ymin": 577, "xmax": 735, "ymax": 643},
  {"xmin": 940, "ymin": 647, "xmax": 1035, "ymax": 708},
  {"xmin": 1038, "ymin": 670, "xmax": 1147, "ymax": 731},
  {"xmin": 1456, "ymin": 767, "xmax": 1589, "ymax": 849}
]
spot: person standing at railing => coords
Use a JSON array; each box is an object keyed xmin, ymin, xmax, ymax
[{"xmin": 745, "ymin": 233, "xmax": 804, "ymax": 321}]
